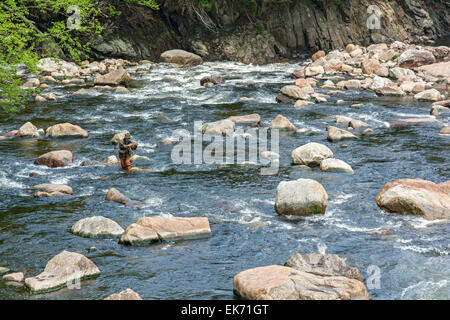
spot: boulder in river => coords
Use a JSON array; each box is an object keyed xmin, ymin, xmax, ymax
[
  {"xmin": 201, "ymin": 119, "xmax": 235, "ymax": 136},
  {"xmin": 45, "ymin": 123, "xmax": 88, "ymax": 138},
  {"xmin": 291, "ymin": 142, "xmax": 333, "ymax": 166},
  {"xmin": 105, "ymin": 188, "xmax": 143, "ymax": 207},
  {"xmin": 24, "ymin": 250, "xmax": 100, "ymax": 293},
  {"xmin": 119, "ymin": 216, "xmax": 211, "ymax": 245},
  {"xmin": 200, "ymin": 75, "xmax": 225, "ymax": 86},
  {"xmin": 160, "ymin": 49, "xmax": 203, "ymax": 67},
  {"xmin": 327, "ymin": 126, "xmax": 358, "ymax": 142},
  {"xmin": 34, "ymin": 150, "xmax": 73, "ymax": 168},
  {"xmin": 2, "ymin": 272, "xmax": 24, "ymax": 283},
  {"xmin": 105, "ymin": 155, "xmax": 119, "ymax": 165},
  {"xmin": 389, "ymin": 67, "xmax": 415, "ymax": 80},
  {"xmin": 269, "ymin": 114, "xmax": 296, "ymax": 131},
  {"xmin": 94, "ymin": 67, "xmax": 130, "ymax": 86},
  {"xmin": 31, "ymin": 184, "xmax": 73, "ymax": 197},
  {"xmin": 398, "ymin": 50, "xmax": 436, "ymax": 68},
  {"xmin": 227, "ymin": 114, "xmax": 261, "ymax": 126},
  {"xmin": 233, "ymin": 264, "xmax": 369, "ymax": 300},
  {"xmin": 275, "ymin": 179, "xmax": 328, "ymax": 216},
  {"xmin": 16, "ymin": 122, "xmax": 40, "ymax": 138},
  {"xmin": 376, "ymin": 178, "xmax": 450, "ymax": 220},
  {"xmin": 104, "ymin": 288, "xmax": 142, "ymax": 300},
  {"xmin": 70, "ymin": 216, "xmax": 124, "ymax": 238},
  {"xmin": 285, "ymin": 253, "xmax": 365, "ymax": 282},
  {"xmin": 110, "ymin": 130, "xmax": 129, "ymax": 145},
  {"xmin": 280, "ymin": 85, "xmax": 310, "ymax": 100},
  {"xmin": 320, "ymin": 158, "xmax": 354, "ymax": 173},
  {"xmin": 414, "ymin": 89, "xmax": 443, "ymax": 101}
]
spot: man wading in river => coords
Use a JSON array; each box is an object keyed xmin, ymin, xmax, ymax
[{"xmin": 118, "ymin": 133, "xmax": 139, "ymax": 171}]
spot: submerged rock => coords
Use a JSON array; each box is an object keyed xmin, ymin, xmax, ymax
[
  {"xmin": 45, "ymin": 123, "xmax": 88, "ymax": 138},
  {"xmin": 119, "ymin": 216, "xmax": 211, "ymax": 245},
  {"xmin": 70, "ymin": 216, "xmax": 124, "ymax": 238},
  {"xmin": 105, "ymin": 188, "xmax": 143, "ymax": 207},
  {"xmin": 34, "ymin": 150, "xmax": 73, "ymax": 168},
  {"xmin": 275, "ymin": 179, "xmax": 328, "ymax": 216},
  {"xmin": 291, "ymin": 142, "xmax": 333, "ymax": 166},
  {"xmin": 233, "ymin": 264, "xmax": 369, "ymax": 300},
  {"xmin": 160, "ymin": 49, "xmax": 203, "ymax": 66},
  {"xmin": 439, "ymin": 126, "xmax": 450, "ymax": 136},
  {"xmin": 376, "ymin": 178, "xmax": 450, "ymax": 220},
  {"xmin": 388, "ymin": 117, "xmax": 441, "ymax": 127},
  {"xmin": 104, "ymin": 288, "xmax": 143, "ymax": 300},
  {"xmin": 25, "ymin": 250, "xmax": 100, "ymax": 293}
]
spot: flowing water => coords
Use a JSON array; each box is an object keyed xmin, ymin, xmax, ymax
[{"xmin": 0, "ymin": 61, "xmax": 449, "ymax": 300}]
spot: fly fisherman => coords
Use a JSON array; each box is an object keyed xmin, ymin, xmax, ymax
[{"xmin": 118, "ymin": 132, "xmax": 139, "ymax": 171}]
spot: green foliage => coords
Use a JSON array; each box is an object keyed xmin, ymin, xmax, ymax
[
  {"xmin": 0, "ymin": 0, "xmax": 159, "ymax": 113},
  {"xmin": 125, "ymin": 0, "xmax": 159, "ymax": 9}
]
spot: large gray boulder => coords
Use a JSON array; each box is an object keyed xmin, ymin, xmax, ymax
[
  {"xmin": 119, "ymin": 216, "xmax": 211, "ymax": 245},
  {"xmin": 291, "ymin": 142, "xmax": 333, "ymax": 165},
  {"xmin": 25, "ymin": 250, "xmax": 100, "ymax": 293},
  {"xmin": 160, "ymin": 49, "xmax": 203, "ymax": 66},
  {"xmin": 94, "ymin": 67, "xmax": 130, "ymax": 86},
  {"xmin": 398, "ymin": 50, "xmax": 436, "ymax": 68},
  {"xmin": 275, "ymin": 179, "xmax": 328, "ymax": 216},
  {"xmin": 34, "ymin": 150, "xmax": 73, "ymax": 168},
  {"xmin": 201, "ymin": 119, "xmax": 235, "ymax": 136},
  {"xmin": 70, "ymin": 216, "xmax": 124, "ymax": 238},
  {"xmin": 376, "ymin": 178, "xmax": 450, "ymax": 220},
  {"xmin": 233, "ymin": 264, "xmax": 370, "ymax": 300},
  {"xmin": 327, "ymin": 126, "xmax": 358, "ymax": 142},
  {"xmin": 45, "ymin": 123, "xmax": 88, "ymax": 138},
  {"xmin": 16, "ymin": 122, "xmax": 40, "ymax": 138},
  {"xmin": 320, "ymin": 158, "xmax": 354, "ymax": 173},
  {"xmin": 31, "ymin": 184, "xmax": 73, "ymax": 197}
]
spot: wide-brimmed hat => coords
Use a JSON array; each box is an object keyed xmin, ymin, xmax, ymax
[{"xmin": 124, "ymin": 133, "xmax": 131, "ymax": 139}]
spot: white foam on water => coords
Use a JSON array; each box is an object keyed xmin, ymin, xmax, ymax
[
  {"xmin": 404, "ymin": 216, "xmax": 448, "ymax": 229},
  {"xmin": 0, "ymin": 171, "xmax": 24, "ymax": 189},
  {"xmin": 401, "ymin": 279, "xmax": 448, "ymax": 300},
  {"xmin": 394, "ymin": 244, "xmax": 449, "ymax": 255},
  {"xmin": 330, "ymin": 193, "xmax": 356, "ymax": 205},
  {"xmin": 144, "ymin": 196, "xmax": 164, "ymax": 206}
]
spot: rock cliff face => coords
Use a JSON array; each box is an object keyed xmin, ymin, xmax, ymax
[{"xmin": 89, "ymin": 0, "xmax": 449, "ymax": 64}]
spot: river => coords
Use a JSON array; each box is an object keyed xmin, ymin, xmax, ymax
[{"xmin": 0, "ymin": 60, "xmax": 448, "ymax": 300}]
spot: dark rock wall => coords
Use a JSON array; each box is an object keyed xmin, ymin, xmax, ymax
[{"xmin": 89, "ymin": 0, "xmax": 450, "ymax": 64}]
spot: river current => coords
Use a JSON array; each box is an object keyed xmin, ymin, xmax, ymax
[{"xmin": 0, "ymin": 61, "xmax": 448, "ymax": 299}]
